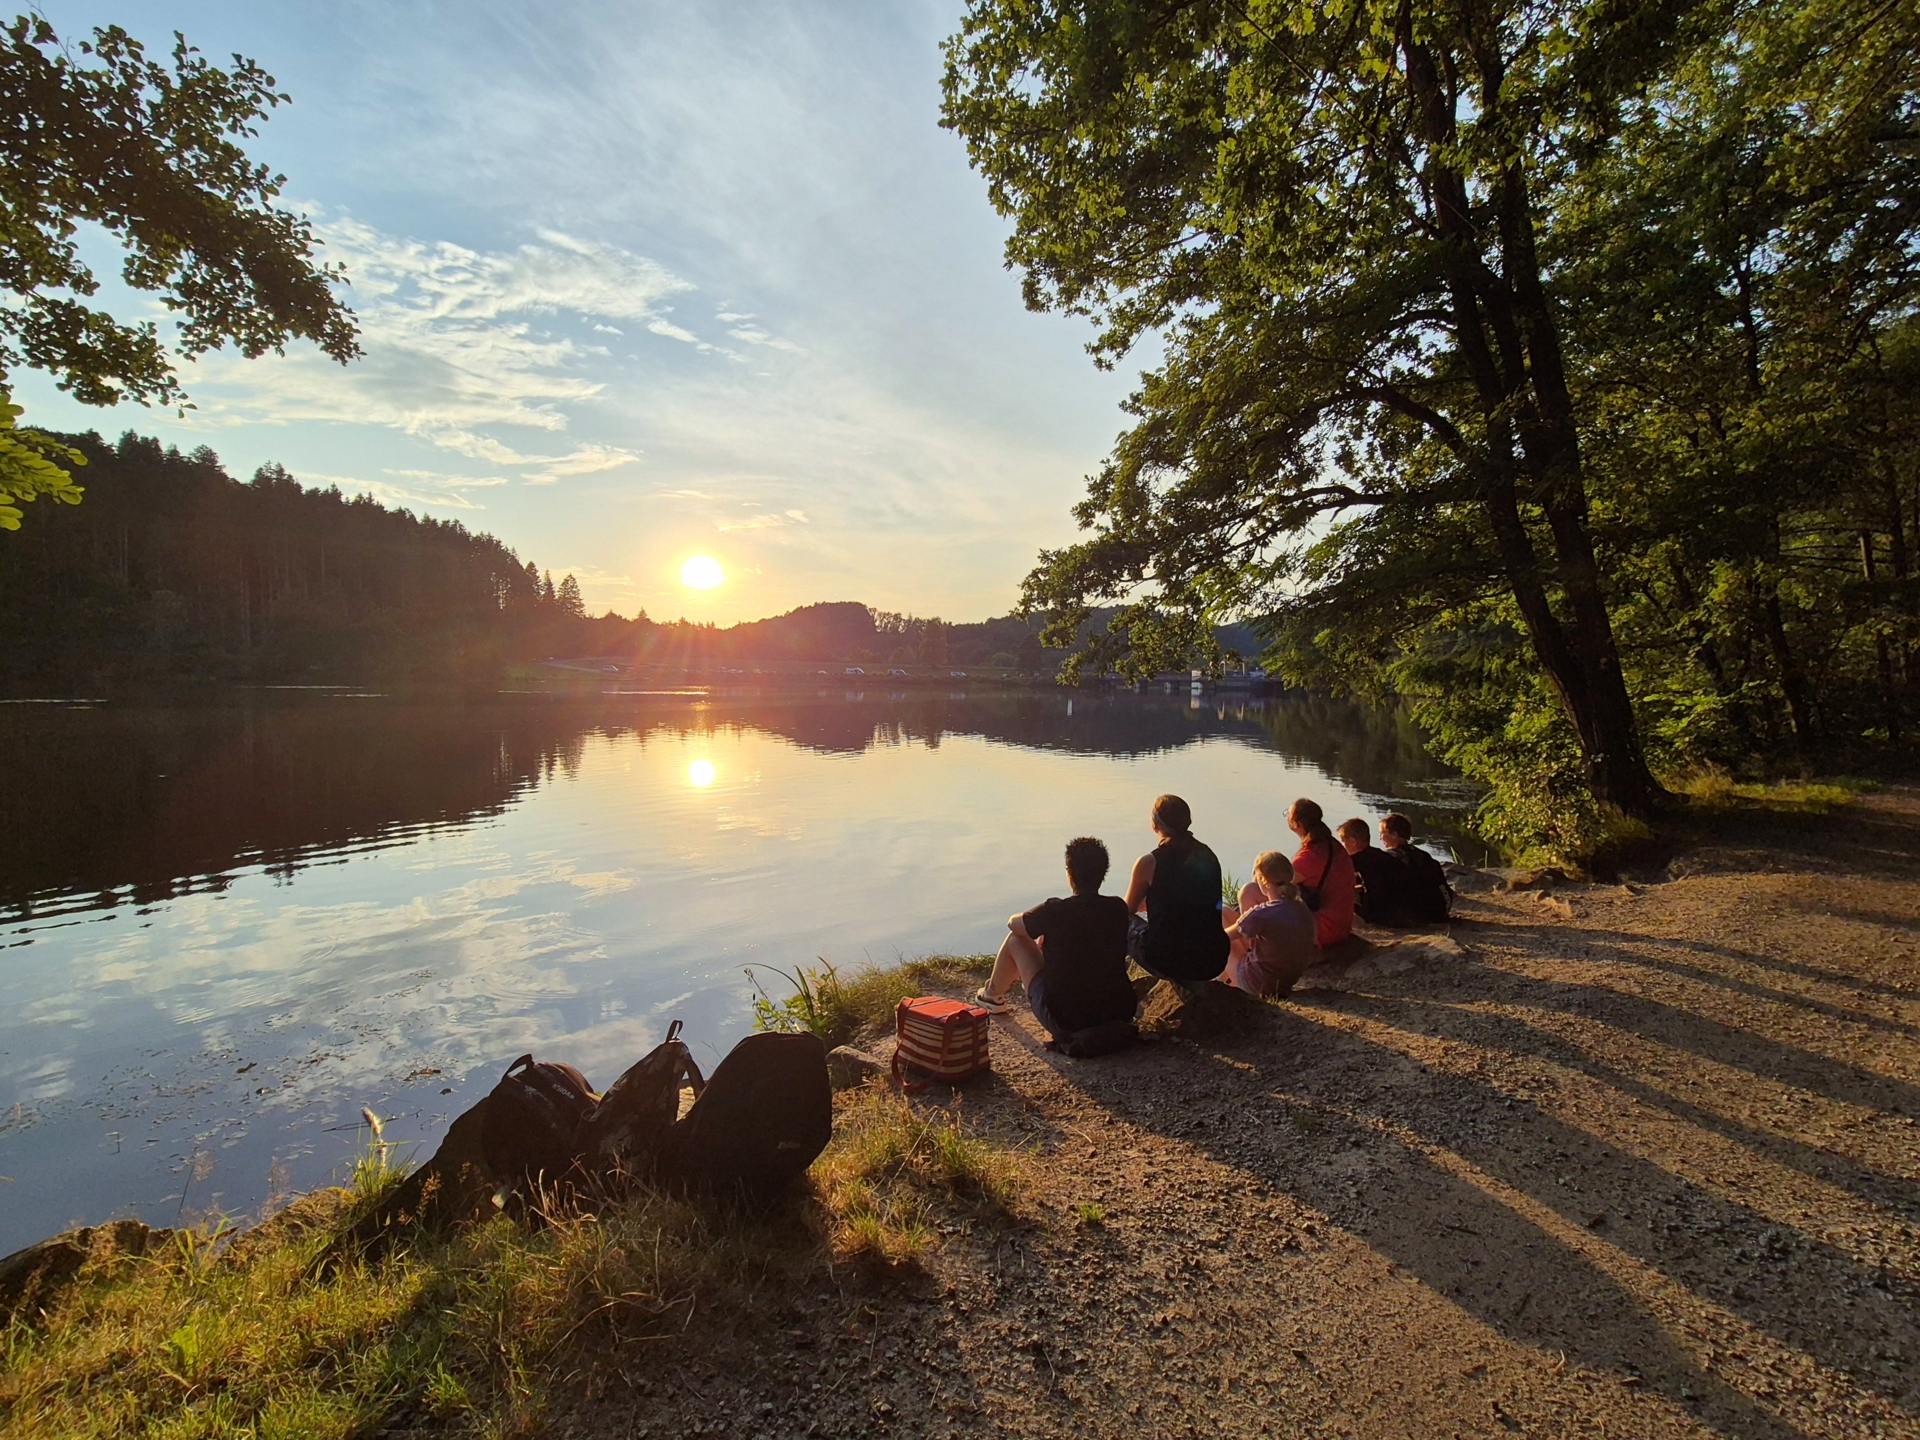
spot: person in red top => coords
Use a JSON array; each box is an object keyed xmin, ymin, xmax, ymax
[{"xmin": 1288, "ymin": 797, "xmax": 1356, "ymax": 948}]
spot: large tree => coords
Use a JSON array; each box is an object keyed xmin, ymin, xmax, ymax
[
  {"xmin": 1558, "ymin": 0, "xmax": 1920, "ymax": 759},
  {"xmin": 0, "ymin": 16, "xmax": 357, "ymax": 529},
  {"xmin": 941, "ymin": 0, "xmax": 1723, "ymax": 817}
]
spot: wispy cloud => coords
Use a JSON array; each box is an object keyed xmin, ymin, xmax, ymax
[
  {"xmin": 726, "ymin": 323, "xmax": 804, "ymax": 354},
  {"xmin": 526, "ymin": 443, "xmax": 641, "ymax": 484},
  {"xmin": 384, "ymin": 468, "xmax": 511, "ymax": 488},
  {"xmin": 184, "ymin": 217, "xmax": 690, "ymax": 466},
  {"xmin": 297, "ymin": 472, "xmax": 489, "ymax": 511}
]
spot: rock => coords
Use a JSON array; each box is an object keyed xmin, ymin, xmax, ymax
[
  {"xmin": 1504, "ymin": 866, "xmax": 1575, "ymax": 891},
  {"xmin": 1443, "ymin": 864, "xmax": 1501, "ymax": 894},
  {"xmin": 826, "ymin": 1046, "xmax": 888, "ymax": 1089},
  {"xmin": 0, "ymin": 1219, "xmax": 166, "ymax": 1324},
  {"xmin": 223, "ymin": 1187, "xmax": 353, "ymax": 1265},
  {"xmin": 1294, "ymin": 933, "xmax": 1469, "ymax": 992},
  {"xmin": 1136, "ymin": 980, "xmax": 1266, "ymax": 1039}
]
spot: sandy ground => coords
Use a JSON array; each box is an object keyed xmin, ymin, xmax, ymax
[{"xmin": 551, "ymin": 789, "xmax": 1920, "ymax": 1440}]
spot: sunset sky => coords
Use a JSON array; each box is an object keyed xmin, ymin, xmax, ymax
[{"xmin": 19, "ymin": 1, "xmax": 1141, "ymax": 623}]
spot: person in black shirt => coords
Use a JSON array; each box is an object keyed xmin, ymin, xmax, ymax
[
  {"xmin": 1342, "ymin": 813, "xmax": 1452, "ymax": 926},
  {"xmin": 975, "ymin": 836, "xmax": 1136, "ymax": 1039},
  {"xmin": 1341, "ymin": 816, "xmax": 1406, "ymax": 925},
  {"xmin": 1121, "ymin": 794, "xmax": 1231, "ymax": 985}
]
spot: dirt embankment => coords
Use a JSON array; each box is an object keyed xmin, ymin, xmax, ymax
[{"xmin": 542, "ymin": 788, "xmax": 1920, "ymax": 1440}]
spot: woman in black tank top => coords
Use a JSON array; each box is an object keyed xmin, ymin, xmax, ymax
[{"xmin": 1122, "ymin": 794, "xmax": 1230, "ymax": 984}]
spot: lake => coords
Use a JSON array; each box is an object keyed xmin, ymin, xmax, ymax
[{"xmin": 0, "ymin": 688, "xmax": 1473, "ymax": 1251}]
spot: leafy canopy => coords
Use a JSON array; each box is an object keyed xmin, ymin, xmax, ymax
[{"xmin": 0, "ymin": 15, "xmax": 358, "ymax": 525}]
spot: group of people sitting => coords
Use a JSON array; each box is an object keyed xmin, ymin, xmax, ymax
[{"xmin": 973, "ymin": 793, "xmax": 1453, "ymax": 1047}]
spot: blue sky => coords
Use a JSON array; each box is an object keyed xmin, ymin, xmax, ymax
[{"xmin": 19, "ymin": 1, "xmax": 1140, "ymax": 622}]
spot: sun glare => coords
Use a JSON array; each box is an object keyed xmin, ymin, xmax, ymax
[
  {"xmin": 687, "ymin": 758, "xmax": 716, "ymax": 788},
  {"xmin": 680, "ymin": 555, "xmax": 725, "ymax": 590}
]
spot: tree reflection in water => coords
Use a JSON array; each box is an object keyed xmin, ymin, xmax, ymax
[{"xmin": 0, "ymin": 688, "xmax": 1476, "ymax": 917}]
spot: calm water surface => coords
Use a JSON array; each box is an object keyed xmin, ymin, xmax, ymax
[{"xmin": 0, "ymin": 689, "xmax": 1472, "ymax": 1250}]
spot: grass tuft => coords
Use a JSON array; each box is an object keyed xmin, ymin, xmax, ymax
[
  {"xmin": 748, "ymin": 953, "xmax": 993, "ymax": 1048},
  {"xmin": 1, "ymin": 1184, "xmax": 801, "ymax": 1438},
  {"xmin": 812, "ymin": 1089, "xmax": 1022, "ymax": 1262}
]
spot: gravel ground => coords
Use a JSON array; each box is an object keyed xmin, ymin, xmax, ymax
[{"xmin": 548, "ymin": 788, "xmax": 1920, "ymax": 1439}]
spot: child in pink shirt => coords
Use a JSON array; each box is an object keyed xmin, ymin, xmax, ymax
[{"xmin": 1288, "ymin": 797, "xmax": 1356, "ymax": 948}]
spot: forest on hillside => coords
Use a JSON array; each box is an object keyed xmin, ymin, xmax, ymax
[{"xmin": 0, "ymin": 430, "xmax": 1121, "ymax": 688}]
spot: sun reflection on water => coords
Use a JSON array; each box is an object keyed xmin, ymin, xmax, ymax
[{"xmin": 687, "ymin": 758, "xmax": 716, "ymax": 788}]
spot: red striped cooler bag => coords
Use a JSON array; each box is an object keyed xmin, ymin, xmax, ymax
[{"xmin": 891, "ymin": 996, "xmax": 992, "ymax": 1087}]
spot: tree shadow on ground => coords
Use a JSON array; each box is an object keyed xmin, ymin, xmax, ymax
[
  {"xmin": 1450, "ymin": 920, "xmax": 1920, "ymax": 1120},
  {"xmin": 1342, "ymin": 988, "xmax": 1920, "ymax": 1219},
  {"xmin": 1019, "ymin": 998, "xmax": 1915, "ymax": 1438}
]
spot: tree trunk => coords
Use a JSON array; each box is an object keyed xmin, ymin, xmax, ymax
[
  {"xmin": 1861, "ymin": 531, "xmax": 1902, "ymax": 741},
  {"xmin": 1403, "ymin": 23, "xmax": 1666, "ymax": 818},
  {"xmin": 1761, "ymin": 586, "xmax": 1814, "ymax": 757}
]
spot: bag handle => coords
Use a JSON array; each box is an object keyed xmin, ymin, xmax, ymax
[{"xmin": 889, "ymin": 1048, "xmax": 927, "ymax": 1093}]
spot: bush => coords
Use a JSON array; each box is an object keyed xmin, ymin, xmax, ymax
[{"xmin": 747, "ymin": 955, "xmax": 993, "ymax": 1049}]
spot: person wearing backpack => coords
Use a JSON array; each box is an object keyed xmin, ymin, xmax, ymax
[{"xmin": 974, "ymin": 836, "xmax": 1136, "ymax": 1041}]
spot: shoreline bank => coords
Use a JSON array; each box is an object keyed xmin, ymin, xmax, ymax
[{"xmin": 6, "ymin": 788, "xmax": 1918, "ymax": 1438}]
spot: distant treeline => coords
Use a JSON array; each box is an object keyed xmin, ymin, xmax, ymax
[{"xmin": 0, "ymin": 432, "xmax": 1253, "ymax": 688}]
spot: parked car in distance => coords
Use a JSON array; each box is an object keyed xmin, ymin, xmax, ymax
[
  {"xmin": 844, "ymin": 666, "xmax": 865, "ymax": 675},
  {"xmin": 888, "ymin": 667, "xmax": 908, "ymax": 676},
  {"xmin": 949, "ymin": 670, "xmax": 967, "ymax": 678}
]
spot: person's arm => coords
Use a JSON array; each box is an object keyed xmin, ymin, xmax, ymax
[
  {"xmin": 1123, "ymin": 852, "xmax": 1155, "ymax": 914},
  {"xmin": 1008, "ymin": 913, "xmax": 1033, "ymax": 941}
]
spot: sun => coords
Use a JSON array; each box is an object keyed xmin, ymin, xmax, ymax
[{"xmin": 679, "ymin": 555, "xmax": 725, "ymax": 590}]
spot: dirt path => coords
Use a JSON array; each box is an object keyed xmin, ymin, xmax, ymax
[{"xmin": 559, "ymin": 791, "xmax": 1920, "ymax": 1439}]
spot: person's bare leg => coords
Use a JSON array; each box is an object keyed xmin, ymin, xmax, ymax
[
  {"xmin": 986, "ymin": 933, "xmax": 1022, "ymax": 999},
  {"xmin": 987, "ymin": 929, "xmax": 1045, "ymax": 999}
]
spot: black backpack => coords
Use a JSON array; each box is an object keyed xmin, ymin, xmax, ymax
[
  {"xmin": 479, "ymin": 1055, "xmax": 599, "ymax": 1198},
  {"xmin": 655, "ymin": 1032, "xmax": 832, "ymax": 1195},
  {"xmin": 575, "ymin": 1020, "xmax": 706, "ymax": 1187}
]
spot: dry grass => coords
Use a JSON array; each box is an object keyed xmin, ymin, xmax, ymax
[
  {"xmin": 0, "ymin": 1090, "xmax": 1019, "ymax": 1438},
  {"xmin": 1668, "ymin": 765, "xmax": 1868, "ymax": 814},
  {"xmin": 813, "ymin": 1088, "xmax": 1023, "ymax": 1264},
  {"xmin": 748, "ymin": 953, "xmax": 993, "ymax": 1049}
]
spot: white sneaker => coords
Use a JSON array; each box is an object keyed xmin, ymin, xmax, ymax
[{"xmin": 972, "ymin": 985, "xmax": 1015, "ymax": 1015}]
